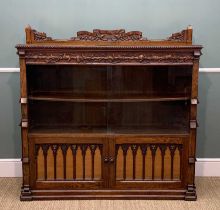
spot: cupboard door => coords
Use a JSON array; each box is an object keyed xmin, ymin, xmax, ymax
[
  {"xmin": 29, "ymin": 136, "xmax": 108, "ymax": 190},
  {"xmin": 109, "ymin": 136, "xmax": 188, "ymax": 189}
]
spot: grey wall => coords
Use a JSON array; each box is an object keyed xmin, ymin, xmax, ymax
[
  {"xmin": 0, "ymin": 73, "xmax": 20, "ymax": 158},
  {"xmin": 0, "ymin": 0, "xmax": 220, "ymax": 158},
  {"xmin": 0, "ymin": 0, "xmax": 220, "ymax": 67}
]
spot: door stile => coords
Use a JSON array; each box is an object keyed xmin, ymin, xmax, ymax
[
  {"xmin": 108, "ymin": 137, "xmax": 116, "ymax": 188},
  {"xmin": 102, "ymin": 137, "xmax": 110, "ymax": 188}
]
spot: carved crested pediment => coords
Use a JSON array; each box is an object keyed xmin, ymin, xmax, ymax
[
  {"xmin": 71, "ymin": 29, "xmax": 144, "ymax": 41},
  {"xmin": 24, "ymin": 25, "xmax": 193, "ymax": 44}
]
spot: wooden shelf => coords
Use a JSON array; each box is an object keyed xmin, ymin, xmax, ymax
[{"xmin": 28, "ymin": 92, "xmax": 190, "ymax": 102}]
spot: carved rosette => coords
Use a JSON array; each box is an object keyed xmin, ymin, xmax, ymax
[{"xmin": 25, "ymin": 51, "xmax": 194, "ymax": 65}]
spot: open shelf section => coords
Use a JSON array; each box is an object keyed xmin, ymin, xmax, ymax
[
  {"xmin": 28, "ymin": 100, "xmax": 190, "ymax": 136},
  {"xmin": 27, "ymin": 65, "xmax": 193, "ymax": 102},
  {"xmin": 28, "ymin": 91, "xmax": 190, "ymax": 102}
]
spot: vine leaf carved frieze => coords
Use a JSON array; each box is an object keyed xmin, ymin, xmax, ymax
[{"xmin": 25, "ymin": 52, "xmax": 194, "ymax": 64}]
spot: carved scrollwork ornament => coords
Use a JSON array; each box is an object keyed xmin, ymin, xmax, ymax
[
  {"xmin": 32, "ymin": 30, "xmax": 52, "ymax": 41},
  {"xmin": 131, "ymin": 144, "xmax": 138, "ymax": 155},
  {"xmin": 140, "ymin": 144, "xmax": 148, "ymax": 155},
  {"xmin": 89, "ymin": 144, "xmax": 97, "ymax": 154},
  {"xmin": 150, "ymin": 144, "xmax": 158, "ymax": 156},
  {"xmin": 61, "ymin": 144, "xmax": 68, "ymax": 155},
  {"xmin": 51, "ymin": 144, "xmax": 58, "ymax": 156},
  {"xmin": 121, "ymin": 144, "xmax": 129, "ymax": 155},
  {"xmin": 71, "ymin": 29, "xmax": 144, "ymax": 41},
  {"xmin": 42, "ymin": 144, "xmax": 50, "ymax": 156},
  {"xmin": 34, "ymin": 145, "xmax": 40, "ymax": 158},
  {"xmin": 70, "ymin": 144, "xmax": 78, "ymax": 155},
  {"xmin": 169, "ymin": 145, "xmax": 177, "ymax": 157},
  {"xmin": 159, "ymin": 144, "xmax": 167, "ymax": 156},
  {"xmin": 81, "ymin": 144, "xmax": 88, "ymax": 155}
]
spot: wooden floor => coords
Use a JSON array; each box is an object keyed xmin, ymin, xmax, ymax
[{"xmin": 0, "ymin": 177, "xmax": 219, "ymax": 210}]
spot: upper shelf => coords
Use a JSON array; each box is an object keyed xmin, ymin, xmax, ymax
[
  {"xmin": 23, "ymin": 25, "xmax": 195, "ymax": 46},
  {"xmin": 28, "ymin": 91, "xmax": 190, "ymax": 102}
]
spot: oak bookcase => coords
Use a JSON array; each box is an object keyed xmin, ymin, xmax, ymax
[{"xmin": 16, "ymin": 26, "xmax": 202, "ymax": 201}]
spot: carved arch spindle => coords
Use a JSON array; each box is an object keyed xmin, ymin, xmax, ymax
[
  {"xmin": 150, "ymin": 144, "xmax": 158, "ymax": 180},
  {"xmin": 121, "ymin": 144, "xmax": 129, "ymax": 180},
  {"xmin": 169, "ymin": 145, "xmax": 177, "ymax": 180},
  {"xmin": 115, "ymin": 144, "xmax": 120, "ymax": 157},
  {"xmin": 98, "ymin": 144, "xmax": 103, "ymax": 157},
  {"xmin": 140, "ymin": 144, "xmax": 148, "ymax": 180},
  {"xmin": 70, "ymin": 144, "xmax": 78, "ymax": 180},
  {"xmin": 81, "ymin": 144, "xmax": 88, "ymax": 180},
  {"xmin": 51, "ymin": 144, "xmax": 58, "ymax": 179},
  {"xmin": 131, "ymin": 144, "xmax": 138, "ymax": 180},
  {"xmin": 159, "ymin": 145, "xmax": 167, "ymax": 180},
  {"xmin": 35, "ymin": 145, "xmax": 40, "ymax": 158},
  {"xmin": 98, "ymin": 144, "xmax": 103, "ymax": 179},
  {"xmin": 89, "ymin": 144, "xmax": 97, "ymax": 180},
  {"xmin": 178, "ymin": 145, "xmax": 183, "ymax": 180},
  {"xmin": 34, "ymin": 145, "xmax": 40, "ymax": 180},
  {"xmin": 41, "ymin": 144, "xmax": 50, "ymax": 180},
  {"xmin": 115, "ymin": 144, "xmax": 120, "ymax": 179},
  {"xmin": 61, "ymin": 144, "xmax": 68, "ymax": 179}
]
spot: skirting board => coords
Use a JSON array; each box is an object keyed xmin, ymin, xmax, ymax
[
  {"xmin": 0, "ymin": 158, "xmax": 219, "ymax": 177},
  {"xmin": 0, "ymin": 68, "xmax": 220, "ymax": 73}
]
